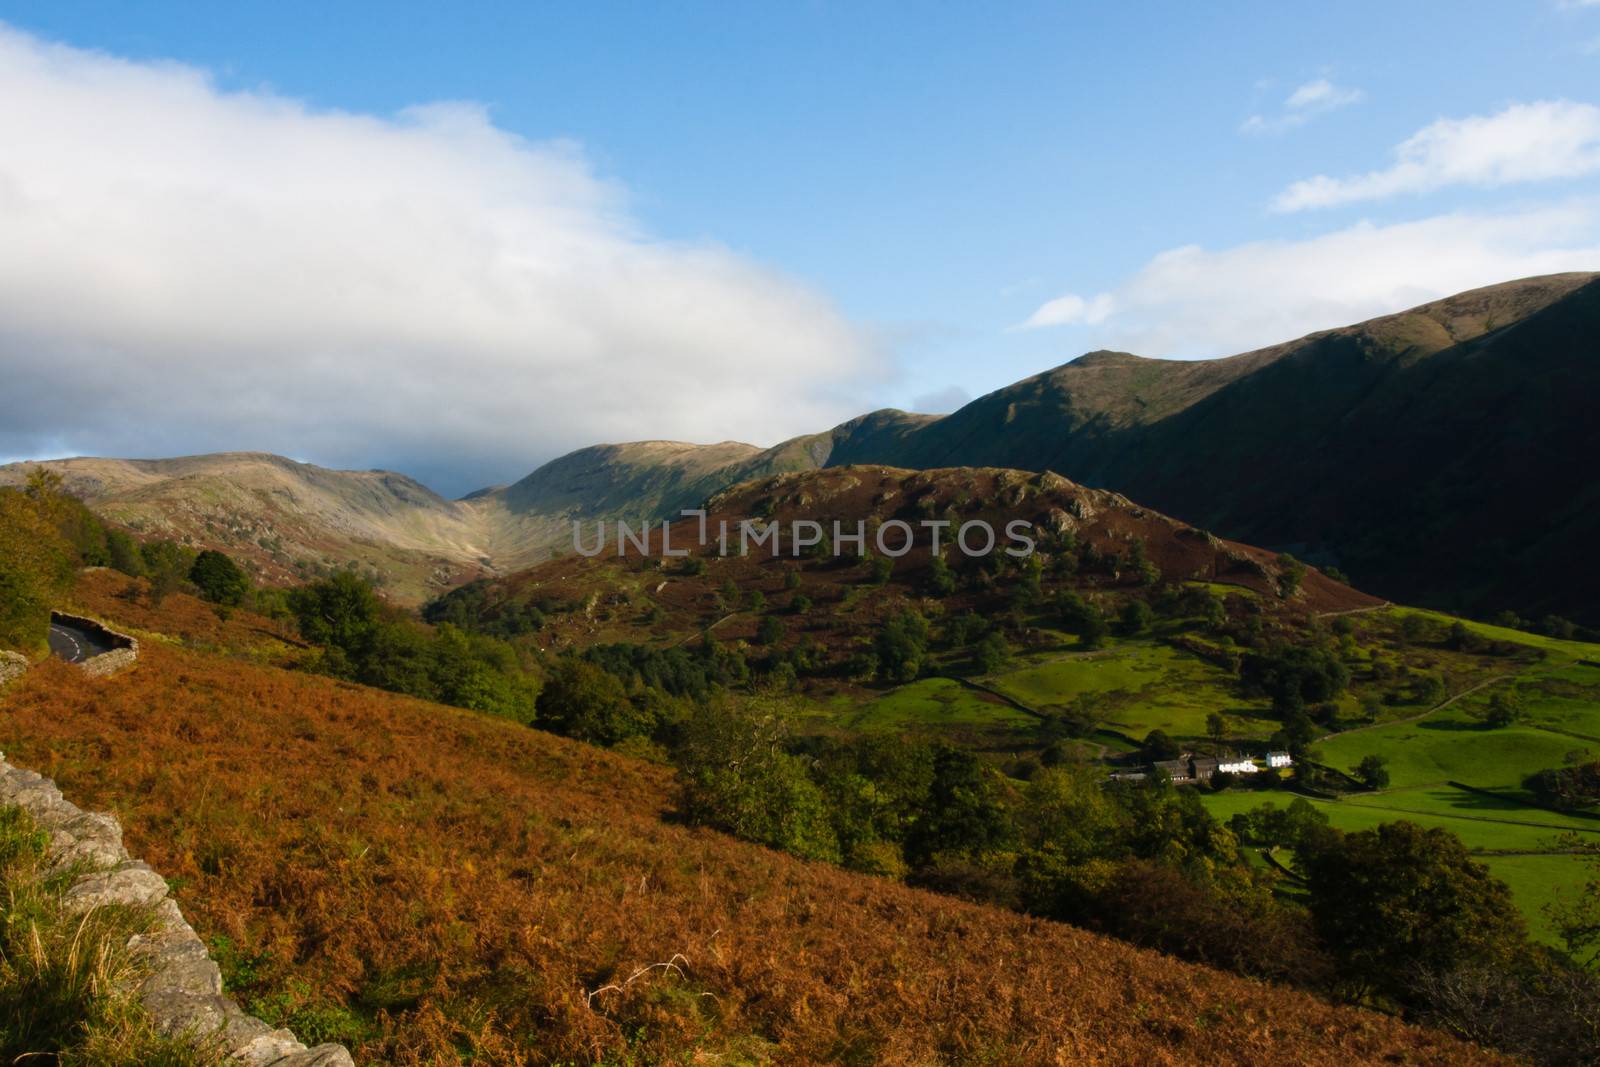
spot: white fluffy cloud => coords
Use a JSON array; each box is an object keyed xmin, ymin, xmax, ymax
[
  {"xmin": 1020, "ymin": 203, "xmax": 1600, "ymax": 357},
  {"xmin": 0, "ymin": 25, "xmax": 884, "ymax": 494},
  {"xmin": 1275, "ymin": 100, "xmax": 1600, "ymax": 211},
  {"xmin": 1241, "ymin": 78, "xmax": 1363, "ymax": 135},
  {"xmin": 1019, "ymin": 292, "xmax": 1114, "ymax": 329}
]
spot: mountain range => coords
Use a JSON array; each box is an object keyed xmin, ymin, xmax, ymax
[{"xmin": 4, "ymin": 271, "xmax": 1596, "ymax": 620}]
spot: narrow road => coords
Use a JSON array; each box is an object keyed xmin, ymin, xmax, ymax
[{"xmin": 48, "ymin": 620, "xmax": 114, "ymax": 664}]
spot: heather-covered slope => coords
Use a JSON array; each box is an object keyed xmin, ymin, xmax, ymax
[{"xmin": 0, "ymin": 574, "xmax": 1497, "ymax": 1066}]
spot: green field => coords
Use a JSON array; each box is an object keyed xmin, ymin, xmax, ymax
[
  {"xmin": 985, "ymin": 641, "xmax": 1266, "ymax": 738},
  {"xmin": 1319, "ymin": 719, "xmax": 1599, "ymax": 792},
  {"xmin": 1200, "ymin": 787, "xmax": 1598, "ymax": 945},
  {"xmin": 843, "ymin": 677, "xmax": 1038, "ymax": 733},
  {"xmin": 1478, "ymin": 854, "xmax": 1591, "ymax": 946}
]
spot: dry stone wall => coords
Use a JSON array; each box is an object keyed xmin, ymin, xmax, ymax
[
  {"xmin": 51, "ymin": 612, "xmax": 141, "ymax": 677},
  {"xmin": 0, "ymin": 756, "xmax": 354, "ymax": 1066}
]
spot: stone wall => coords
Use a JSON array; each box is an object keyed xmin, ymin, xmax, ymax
[
  {"xmin": 50, "ymin": 612, "xmax": 140, "ymax": 677},
  {"xmin": 0, "ymin": 756, "xmax": 353, "ymax": 1066}
]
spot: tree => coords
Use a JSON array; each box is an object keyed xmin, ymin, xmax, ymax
[
  {"xmin": 1205, "ymin": 712, "xmax": 1226, "ymax": 745},
  {"xmin": 974, "ymin": 631, "xmax": 1009, "ymax": 673},
  {"xmin": 1542, "ymin": 615, "xmax": 1577, "ymax": 640},
  {"xmin": 1142, "ymin": 729, "xmax": 1180, "ymax": 762},
  {"xmin": 755, "ymin": 614, "xmax": 785, "ymax": 646},
  {"xmin": 874, "ymin": 610, "xmax": 929, "ymax": 683},
  {"xmin": 1118, "ymin": 599, "xmax": 1153, "ymax": 636},
  {"xmin": 1018, "ymin": 764, "xmax": 1123, "ymax": 858},
  {"xmin": 866, "ymin": 552, "xmax": 894, "ymax": 585},
  {"xmin": 1275, "ymin": 553, "xmax": 1307, "ymax": 598},
  {"xmin": 1355, "ymin": 754, "xmax": 1390, "ymax": 790},
  {"xmin": 1524, "ymin": 762, "xmax": 1600, "ymax": 811},
  {"xmin": 676, "ymin": 699, "xmax": 840, "ymax": 862},
  {"xmin": 746, "ymin": 589, "xmax": 766, "ymax": 611},
  {"xmin": 1473, "ymin": 690, "xmax": 1522, "ymax": 729},
  {"xmin": 904, "ymin": 745, "xmax": 1013, "ymax": 867},
  {"xmin": 189, "ymin": 549, "xmax": 250, "ymax": 606},
  {"xmin": 0, "ymin": 488, "xmax": 76, "ymax": 650},
  {"xmin": 1078, "ymin": 612, "xmax": 1108, "ymax": 650},
  {"xmin": 1246, "ymin": 642, "xmax": 1350, "ymax": 715},
  {"xmin": 1303, "ymin": 821, "xmax": 1527, "ymax": 1004},
  {"xmin": 288, "ymin": 571, "xmax": 381, "ymax": 663},
  {"xmin": 1041, "ymin": 694, "xmax": 1099, "ymax": 741},
  {"xmin": 140, "ymin": 540, "xmax": 196, "ymax": 606},
  {"xmin": 926, "ymin": 554, "xmax": 956, "ymax": 596},
  {"xmin": 105, "ymin": 529, "xmax": 144, "ymax": 577},
  {"xmin": 535, "ymin": 657, "xmax": 651, "ymax": 746},
  {"xmin": 789, "ymin": 593, "xmax": 813, "ymax": 615},
  {"xmin": 1547, "ymin": 833, "xmax": 1600, "ymax": 970}
]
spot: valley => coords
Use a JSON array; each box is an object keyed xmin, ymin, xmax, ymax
[
  {"xmin": 10, "ymin": 273, "xmax": 1599, "ymax": 626},
  {"xmin": 4, "ymin": 276, "xmax": 1600, "ymax": 1063}
]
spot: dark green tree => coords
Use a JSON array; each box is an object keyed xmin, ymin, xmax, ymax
[
  {"xmin": 756, "ymin": 614, "xmax": 785, "ymax": 646},
  {"xmin": 1142, "ymin": 729, "xmax": 1181, "ymax": 761},
  {"xmin": 926, "ymin": 554, "xmax": 957, "ymax": 596},
  {"xmin": 904, "ymin": 745, "xmax": 1013, "ymax": 867},
  {"xmin": 535, "ymin": 657, "xmax": 651, "ymax": 746},
  {"xmin": 189, "ymin": 549, "xmax": 250, "ymax": 606},
  {"xmin": 1355, "ymin": 754, "xmax": 1390, "ymax": 790},
  {"xmin": 288, "ymin": 571, "xmax": 381, "ymax": 665},
  {"xmin": 874, "ymin": 610, "xmax": 929, "ymax": 683},
  {"xmin": 1118, "ymin": 599, "xmax": 1153, "ymax": 636},
  {"xmin": 974, "ymin": 631, "xmax": 1009, "ymax": 673},
  {"xmin": 1303, "ymin": 821, "xmax": 1527, "ymax": 1004}
]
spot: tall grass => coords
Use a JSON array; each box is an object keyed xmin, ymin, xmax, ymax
[{"xmin": 0, "ymin": 805, "xmax": 219, "ymax": 1065}]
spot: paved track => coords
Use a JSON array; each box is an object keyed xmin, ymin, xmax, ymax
[{"xmin": 48, "ymin": 620, "xmax": 115, "ymax": 664}]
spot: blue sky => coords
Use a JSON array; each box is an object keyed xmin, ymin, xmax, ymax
[{"xmin": 1, "ymin": 2, "xmax": 1598, "ymax": 491}]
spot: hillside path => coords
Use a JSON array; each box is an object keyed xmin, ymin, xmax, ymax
[{"xmin": 1315, "ymin": 673, "xmax": 1513, "ymax": 743}]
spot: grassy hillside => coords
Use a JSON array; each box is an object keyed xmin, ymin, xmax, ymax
[
  {"xmin": 0, "ymin": 576, "xmax": 1494, "ymax": 1065},
  {"xmin": 822, "ymin": 273, "xmax": 1600, "ymax": 626}
]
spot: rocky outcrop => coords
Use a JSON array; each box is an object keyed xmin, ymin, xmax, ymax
[
  {"xmin": 0, "ymin": 757, "xmax": 354, "ymax": 1066},
  {"xmin": 0, "ymin": 650, "xmax": 27, "ymax": 689}
]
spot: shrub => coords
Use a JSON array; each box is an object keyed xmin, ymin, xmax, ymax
[{"xmin": 756, "ymin": 615, "xmax": 785, "ymax": 646}]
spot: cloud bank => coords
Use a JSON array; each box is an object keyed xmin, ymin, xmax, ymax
[
  {"xmin": 1275, "ymin": 100, "xmax": 1600, "ymax": 210},
  {"xmin": 1020, "ymin": 203, "xmax": 1600, "ymax": 357},
  {"xmin": 0, "ymin": 25, "xmax": 883, "ymax": 495}
]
